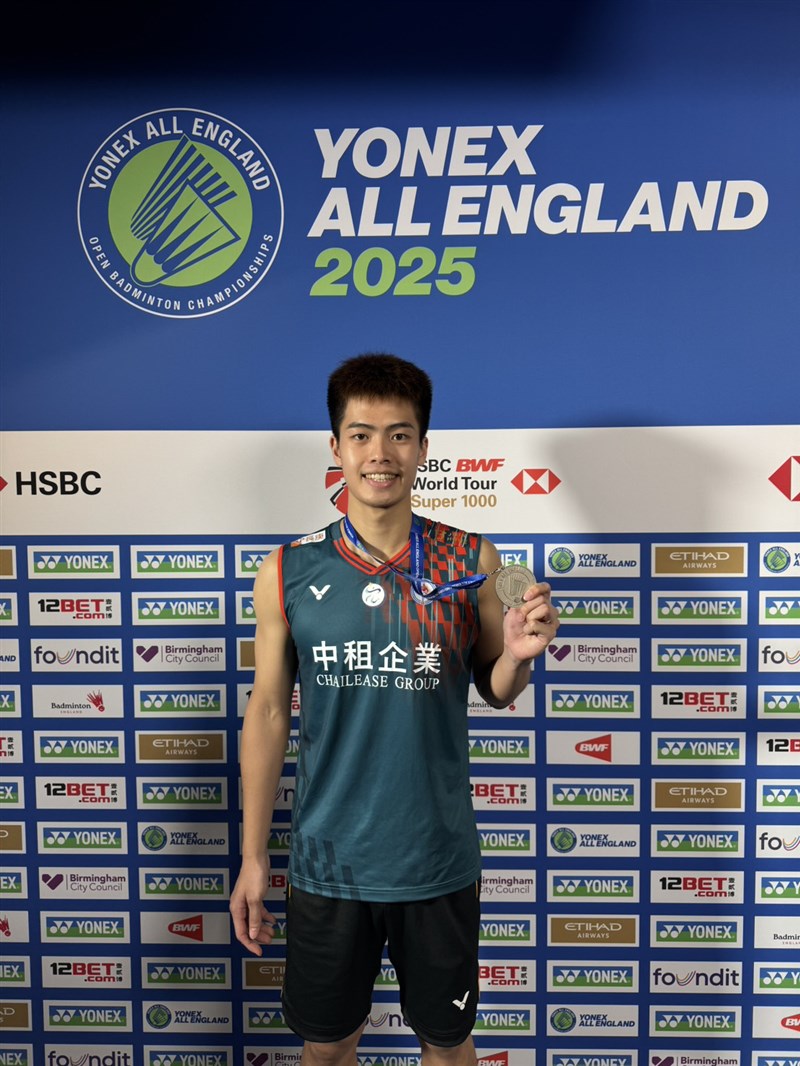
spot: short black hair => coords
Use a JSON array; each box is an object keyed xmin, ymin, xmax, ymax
[{"xmin": 327, "ymin": 353, "xmax": 433, "ymax": 440}]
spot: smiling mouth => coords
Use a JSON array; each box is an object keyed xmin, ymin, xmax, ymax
[{"xmin": 363, "ymin": 473, "xmax": 398, "ymax": 482}]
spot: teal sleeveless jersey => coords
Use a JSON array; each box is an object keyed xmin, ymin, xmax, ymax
[{"xmin": 280, "ymin": 517, "xmax": 483, "ymax": 901}]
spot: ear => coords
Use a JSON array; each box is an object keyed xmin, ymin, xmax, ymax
[
  {"xmin": 419, "ymin": 436, "xmax": 429, "ymax": 464},
  {"xmin": 330, "ymin": 435, "xmax": 342, "ymax": 466}
]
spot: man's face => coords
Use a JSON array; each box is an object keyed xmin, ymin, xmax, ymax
[{"xmin": 331, "ymin": 397, "xmax": 428, "ymax": 512}]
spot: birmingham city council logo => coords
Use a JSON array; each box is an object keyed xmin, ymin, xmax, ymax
[{"xmin": 78, "ymin": 108, "xmax": 283, "ymax": 318}]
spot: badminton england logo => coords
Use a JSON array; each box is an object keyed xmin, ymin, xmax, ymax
[{"xmin": 78, "ymin": 108, "xmax": 284, "ymax": 318}]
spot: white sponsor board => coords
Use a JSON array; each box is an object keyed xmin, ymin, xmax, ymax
[
  {"xmin": 35, "ymin": 776, "xmax": 127, "ymax": 808},
  {"xmin": 139, "ymin": 911, "xmax": 231, "ymax": 945},
  {"xmin": 651, "ymin": 732, "xmax": 746, "ymax": 765},
  {"xmin": 760, "ymin": 543, "xmax": 800, "ymax": 578},
  {"xmin": 32, "ymin": 684, "xmax": 124, "ymax": 718},
  {"xmin": 481, "ymin": 869, "xmax": 535, "ymax": 902},
  {"xmin": 132, "ymin": 638, "xmax": 226, "ymax": 672},
  {"xmin": 42, "ymin": 956, "xmax": 132, "ymax": 989},
  {"xmin": 649, "ymin": 1007, "xmax": 741, "ymax": 1038},
  {"xmin": 548, "ymin": 823, "xmax": 640, "ymax": 858},
  {"xmin": 755, "ymin": 825, "xmax": 800, "ymax": 858},
  {"xmin": 650, "ymin": 916, "xmax": 743, "ymax": 949},
  {"xmin": 759, "ymin": 684, "xmax": 800, "ymax": 718},
  {"xmin": 650, "ymin": 870, "xmax": 744, "ymax": 904},
  {"xmin": 546, "ymin": 684, "xmax": 640, "ymax": 718},
  {"xmin": 753, "ymin": 916, "xmax": 800, "ymax": 950},
  {"xmin": 137, "ymin": 822, "xmax": 229, "ymax": 855},
  {"xmin": 142, "ymin": 1000, "xmax": 232, "ymax": 1033},
  {"xmin": 38, "ymin": 867, "xmax": 130, "ymax": 900},
  {"xmin": 753, "ymin": 963, "xmax": 800, "ymax": 995},
  {"xmin": 548, "ymin": 778, "xmax": 639, "ymax": 812},
  {"xmin": 471, "ymin": 777, "xmax": 535, "ymax": 810},
  {"xmin": 28, "ymin": 592, "xmax": 122, "ymax": 626},
  {"xmin": 759, "ymin": 639, "xmax": 800, "ymax": 673},
  {"xmin": 652, "ymin": 591, "xmax": 747, "ymax": 625},
  {"xmin": 752, "ymin": 1007, "xmax": 800, "ymax": 1039},
  {"xmin": 547, "ymin": 730, "xmax": 640, "ymax": 765},
  {"xmin": 30, "ymin": 639, "xmax": 122, "ymax": 673},
  {"xmin": 547, "ymin": 1004, "xmax": 639, "ymax": 1036},
  {"xmin": 545, "ymin": 639, "xmax": 640, "ymax": 672},
  {"xmin": 758, "ymin": 733, "xmax": 800, "ymax": 764},
  {"xmin": 651, "ymin": 685, "xmax": 746, "ymax": 719},
  {"xmin": 2, "ymin": 427, "xmax": 798, "ymax": 534},
  {"xmin": 650, "ymin": 962, "xmax": 743, "ymax": 994},
  {"xmin": 469, "ymin": 681, "xmax": 534, "ymax": 718},
  {"xmin": 755, "ymin": 871, "xmax": 800, "ymax": 904}
]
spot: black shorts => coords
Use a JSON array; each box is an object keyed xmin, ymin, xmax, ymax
[{"xmin": 282, "ymin": 881, "xmax": 481, "ymax": 1046}]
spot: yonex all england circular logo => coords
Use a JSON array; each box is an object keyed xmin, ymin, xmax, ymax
[{"xmin": 78, "ymin": 108, "xmax": 283, "ymax": 318}]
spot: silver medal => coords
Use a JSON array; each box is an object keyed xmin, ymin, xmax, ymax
[{"xmin": 495, "ymin": 564, "xmax": 536, "ymax": 608}]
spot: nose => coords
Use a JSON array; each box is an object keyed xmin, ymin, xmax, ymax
[{"xmin": 370, "ymin": 435, "xmax": 392, "ymax": 463}]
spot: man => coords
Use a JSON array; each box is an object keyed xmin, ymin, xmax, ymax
[{"xmin": 230, "ymin": 353, "xmax": 558, "ymax": 1066}]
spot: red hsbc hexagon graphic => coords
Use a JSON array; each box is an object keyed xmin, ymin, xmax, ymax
[
  {"xmin": 325, "ymin": 466, "xmax": 348, "ymax": 513},
  {"xmin": 512, "ymin": 468, "xmax": 561, "ymax": 495},
  {"xmin": 769, "ymin": 456, "xmax": 800, "ymax": 501}
]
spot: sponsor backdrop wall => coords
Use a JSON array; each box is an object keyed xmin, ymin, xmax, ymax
[{"xmin": 1, "ymin": 5, "xmax": 799, "ymax": 1066}]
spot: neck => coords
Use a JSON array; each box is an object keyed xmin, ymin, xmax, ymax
[{"xmin": 345, "ymin": 501, "xmax": 414, "ymax": 561}]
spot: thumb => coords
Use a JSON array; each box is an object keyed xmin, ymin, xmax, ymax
[{"xmin": 248, "ymin": 903, "xmax": 264, "ymax": 939}]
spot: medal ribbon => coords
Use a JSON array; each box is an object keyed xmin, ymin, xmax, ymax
[{"xmin": 343, "ymin": 513, "xmax": 497, "ymax": 604}]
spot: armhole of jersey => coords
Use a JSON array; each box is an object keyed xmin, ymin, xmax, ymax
[{"xmin": 277, "ymin": 545, "xmax": 290, "ymax": 630}]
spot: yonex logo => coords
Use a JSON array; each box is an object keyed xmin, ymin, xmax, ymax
[
  {"xmin": 763, "ymin": 787, "xmax": 800, "ymax": 804},
  {"xmin": 248, "ymin": 1008, "xmax": 284, "ymax": 1027}
]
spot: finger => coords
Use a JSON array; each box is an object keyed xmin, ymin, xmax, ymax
[{"xmin": 248, "ymin": 902, "xmax": 270, "ymax": 940}]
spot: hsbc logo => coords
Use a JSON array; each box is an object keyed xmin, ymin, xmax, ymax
[
  {"xmin": 3, "ymin": 470, "xmax": 101, "ymax": 495},
  {"xmin": 512, "ymin": 468, "xmax": 561, "ymax": 494}
]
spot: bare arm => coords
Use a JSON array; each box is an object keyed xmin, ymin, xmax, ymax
[
  {"xmin": 229, "ymin": 550, "xmax": 297, "ymax": 956},
  {"xmin": 472, "ymin": 538, "xmax": 559, "ymax": 709}
]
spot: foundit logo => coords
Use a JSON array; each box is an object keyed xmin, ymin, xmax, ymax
[{"xmin": 79, "ymin": 109, "xmax": 283, "ymax": 318}]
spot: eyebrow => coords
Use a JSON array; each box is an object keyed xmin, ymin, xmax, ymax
[{"xmin": 344, "ymin": 421, "xmax": 416, "ymax": 431}]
